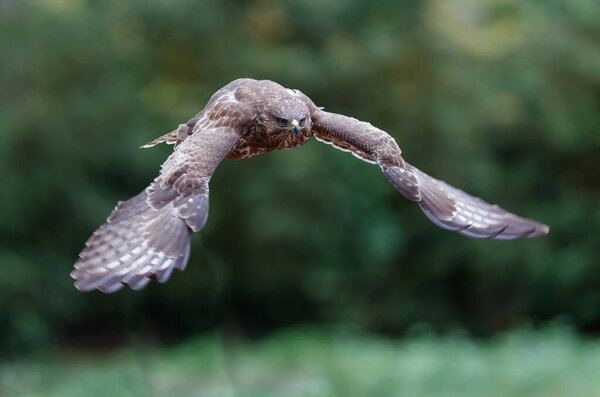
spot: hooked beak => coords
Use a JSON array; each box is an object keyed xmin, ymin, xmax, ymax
[{"xmin": 291, "ymin": 119, "xmax": 299, "ymax": 134}]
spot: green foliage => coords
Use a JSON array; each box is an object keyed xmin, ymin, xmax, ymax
[
  {"xmin": 0, "ymin": 0, "xmax": 599, "ymax": 354},
  {"xmin": 3, "ymin": 326, "xmax": 600, "ymax": 397}
]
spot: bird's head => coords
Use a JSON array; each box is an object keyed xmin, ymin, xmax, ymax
[
  {"xmin": 272, "ymin": 115, "xmax": 308, "ymax": 135},
  {"xmin": 260, "ymin": 100, "xmax": 311, "ymax": 135}
]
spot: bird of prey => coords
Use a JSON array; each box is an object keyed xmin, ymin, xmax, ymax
[{"xmin": 72, "ymin": 78, "xmax": 549, "ymax": 293}]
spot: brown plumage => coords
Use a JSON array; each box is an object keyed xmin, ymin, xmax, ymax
[{"xmin": 72, "ymin": 78, "xmax": 549, "ymax": 293}]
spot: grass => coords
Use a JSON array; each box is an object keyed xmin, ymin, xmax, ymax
[{"xmin": 2, "ymin": 326, "xmax": 600, "ymax": 397}]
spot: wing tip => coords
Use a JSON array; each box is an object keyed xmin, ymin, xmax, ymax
[{"xmin": 528, "ymin": 222, "xmax": 549, "ymax": 238}]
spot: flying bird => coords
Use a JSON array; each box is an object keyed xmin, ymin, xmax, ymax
[{"xmin": 72, "ymin": 78, "xmax": 549, "ymax": 293}]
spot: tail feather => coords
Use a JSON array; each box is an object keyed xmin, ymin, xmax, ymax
[
  {"xmin": 141, "ymin": 130, "xmax": 178, "ymax": 148},
  {"xmin": 141, "ymin": 121, "xmax": 198, "ymax": 149}
]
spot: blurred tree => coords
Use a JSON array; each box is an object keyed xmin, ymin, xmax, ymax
[{"xmin": 0, "ymin": 0, "xmax": 598, "ymax": 354}]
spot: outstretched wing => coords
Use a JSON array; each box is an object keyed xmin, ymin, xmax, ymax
[
  {"xmin": 310, "ymin": 108, "xmax": 549, "ymax": 240},
  {"xmin": 147, "ymin": 125, "xmax": 242, "ymax": 231},
  {"xmin": 72, "ymin": 108, "xmax": 247, "ymax": 292}
]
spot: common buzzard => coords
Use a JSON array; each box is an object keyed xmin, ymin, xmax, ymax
[{"xmin": 72, "ymin": 78, "xmax": 549, "ymax": 293}]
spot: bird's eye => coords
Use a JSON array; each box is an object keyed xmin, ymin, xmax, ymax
[
  {"xmin": 278, "ymin": 117, "xmax": 288, "ymax": 125},
  {"xmin": 299, "ymin": 118, "xmax": 305, "ymax": 125}
]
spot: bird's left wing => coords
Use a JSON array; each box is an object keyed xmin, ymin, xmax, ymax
[{"xmin": 310, "ymin": 108, "xmax": 549, "ymax": 240}]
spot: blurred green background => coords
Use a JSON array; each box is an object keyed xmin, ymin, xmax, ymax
[{"xmin": 1, "ymin": 0, "xmax": 599, "ymax": 395}]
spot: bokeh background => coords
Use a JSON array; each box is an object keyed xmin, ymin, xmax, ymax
[{"xmin": 1, "ymin": 0, "xmax": 599, "ymax": 395}]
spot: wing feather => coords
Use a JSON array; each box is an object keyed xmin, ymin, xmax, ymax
[
  {"xmin": 313, "ymin": 129, "xmax": 377, "ymax": 164},
  {"xmin": 309, "ymin": 107, "xmax": 549, "ymax": 240},
  {"xmin": 73, "ymin": 80, "xmax": 251, "ymax": 292}
]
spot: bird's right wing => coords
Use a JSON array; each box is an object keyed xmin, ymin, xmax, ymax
[
  {"xmin": 148, "ymin": 125, "xmax": 242, "ymax": 231},
  {"xmin": 72, "ymin": 124, "xmax": 243, "ymax": 293},
  {"xmin": 310, "ymin": 108, "xmax": 549, "ymax": 239},
  {"xmin": 72, "ymin": 78, "xmax": 258, "ymax": 293}
]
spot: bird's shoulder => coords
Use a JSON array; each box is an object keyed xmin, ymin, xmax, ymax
[{"xmin": 191, "ymin": 80, "xmax": 259, "ymax": 132}]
